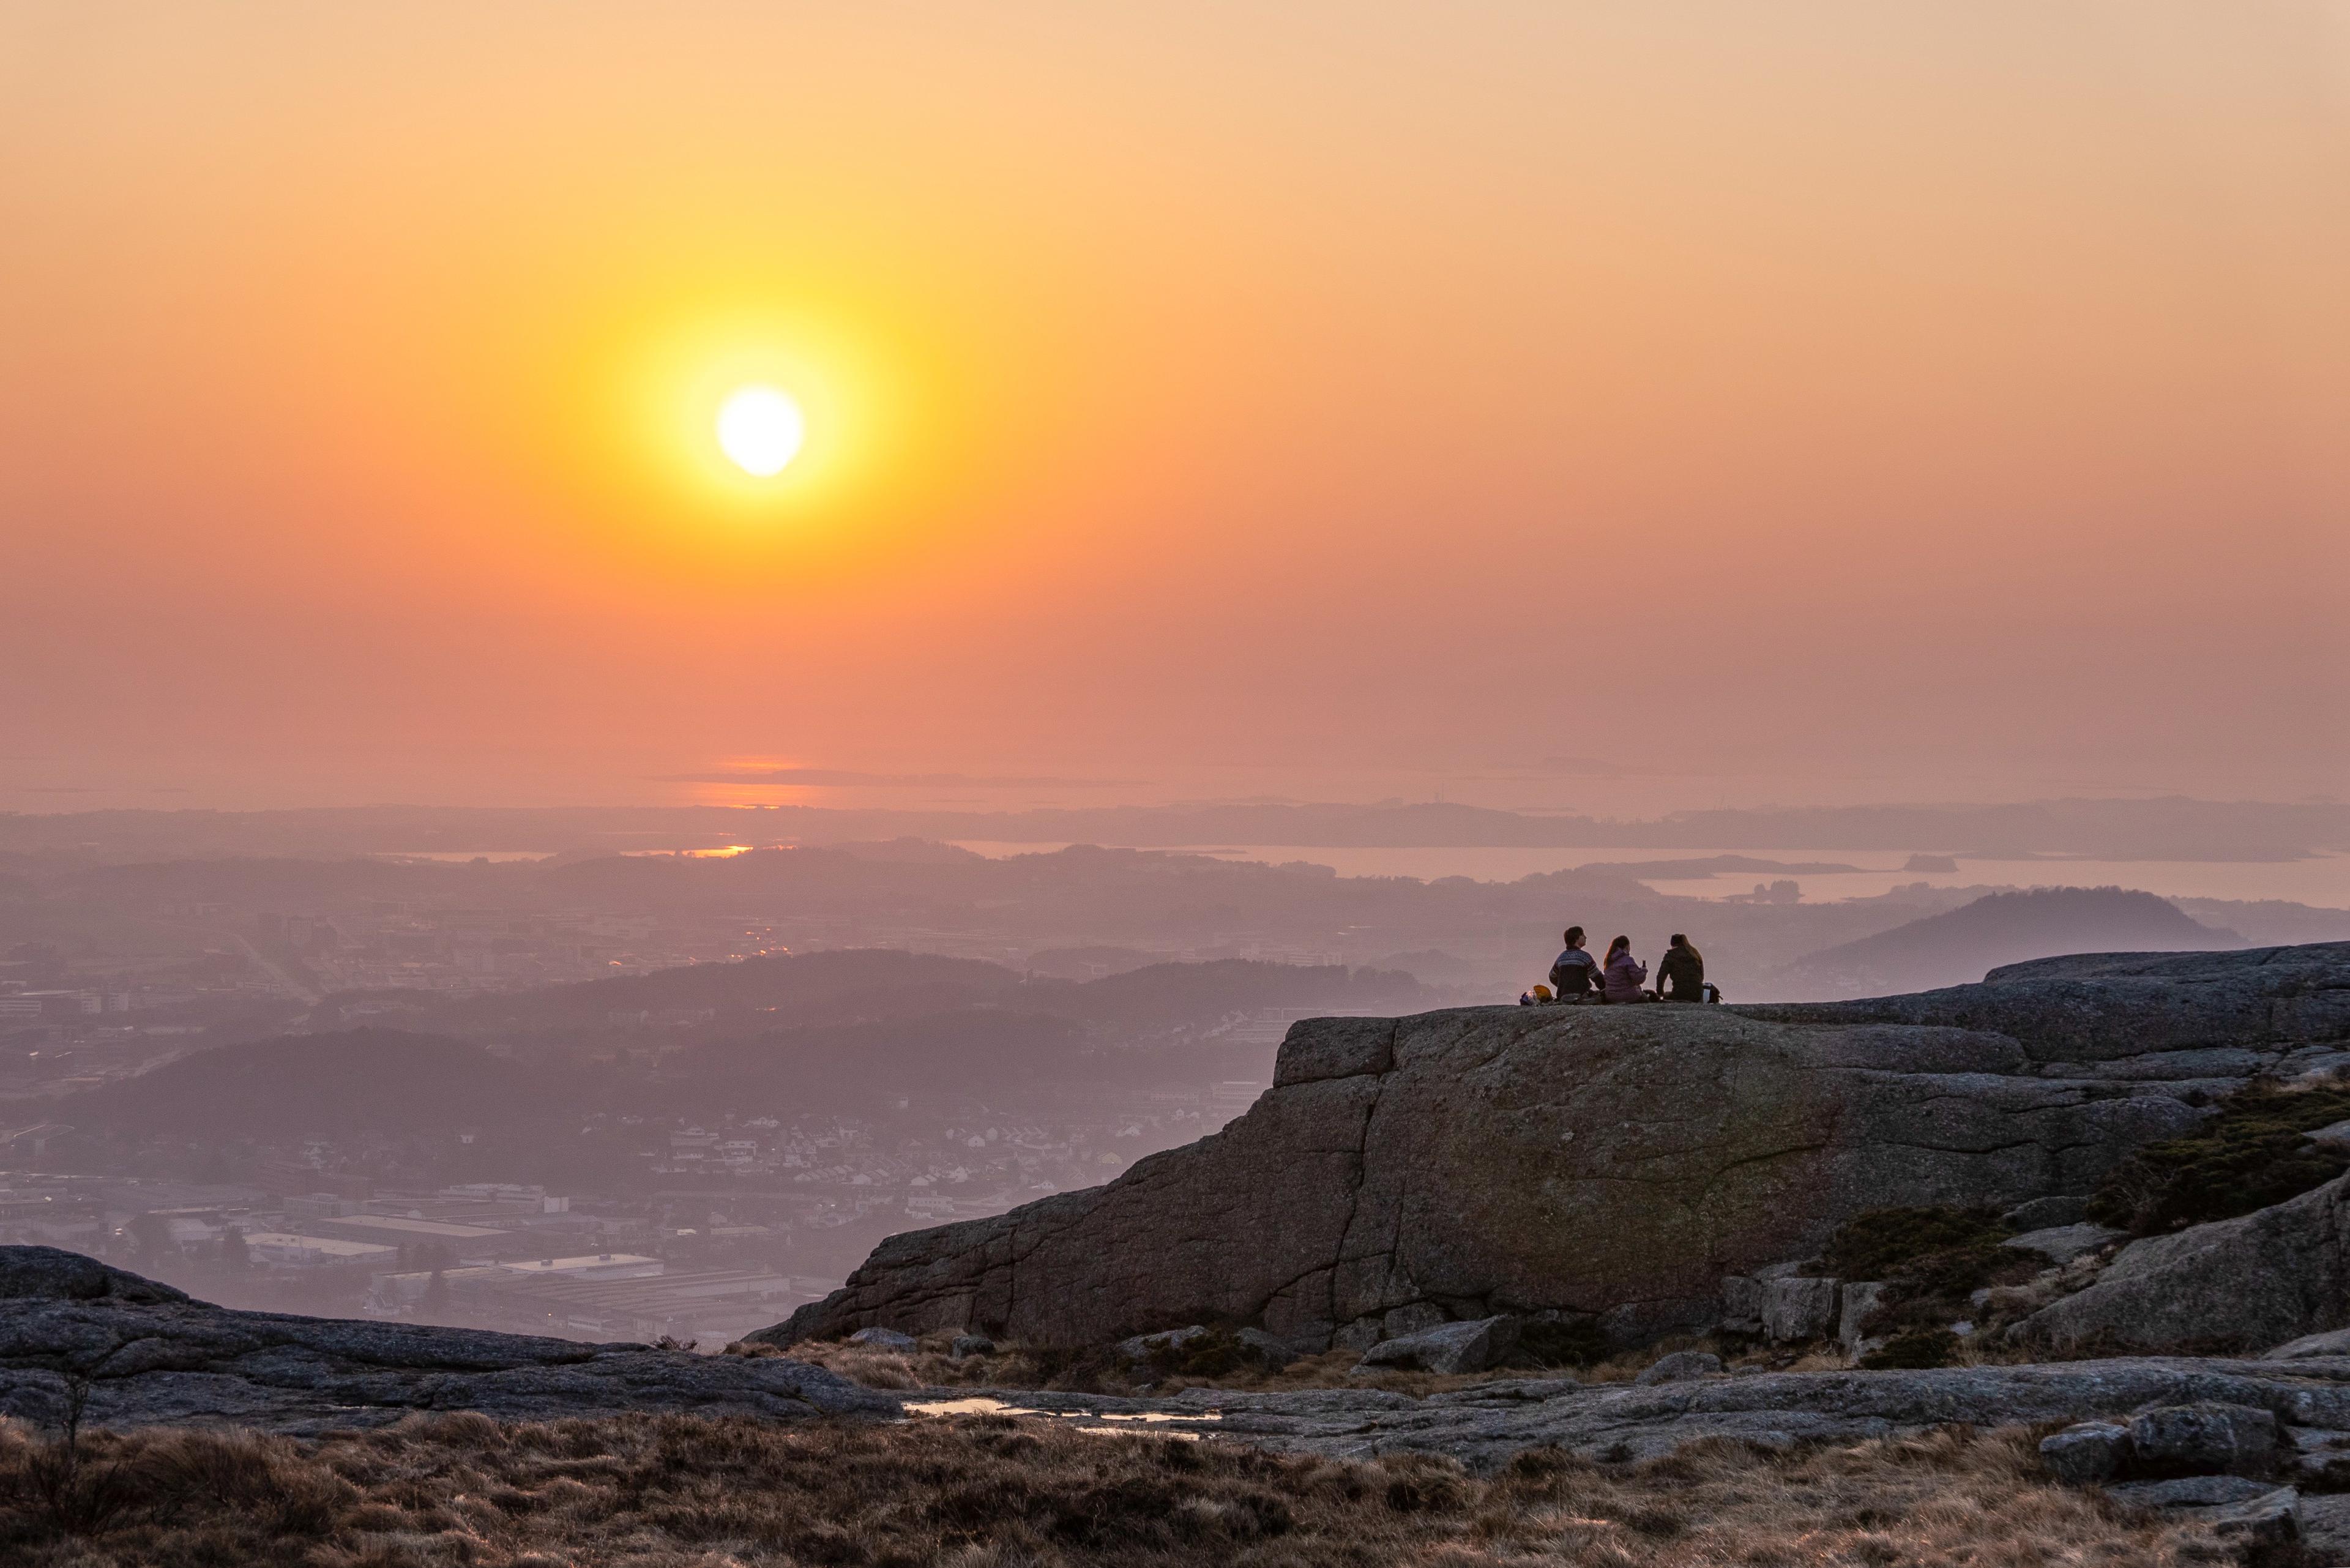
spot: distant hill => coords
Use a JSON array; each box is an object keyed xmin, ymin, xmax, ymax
[
  {"xmin": 2174, "ymin": 897, "xmax": 2350, "ymax": 949},
  {"xmin": 1023, "ymin": 945, "xmax": 1163, "ymax": 980},
  {"xmin": 64, "ymin": 1029, "xmax": 550, "ymax": 1139},
  {"xmin": 430, "ymin": 948, "xmax": 1028, "ymax": 1034},
  {"xmin": 1042, "ymin": 959, "xmax": 1430, "ymax": 1029},
  {"xmin": 426, "ymin": 950, "xmax": 1433, "ymax": 1042},
  {"xmin": 666, "ymin": 1011, "xmax": 1100, "ymax": 1110},
  {"xmin": 1774, "ymin": 886, "xmax": 2239, "ymax": 1000},
  {"xmin": 654, "ymin": 959, "xmax": 1431, "ymax": 1113},
  {"xmin": 61, "ymin": 960, "xmax": 1436, "ymax": 1143}
]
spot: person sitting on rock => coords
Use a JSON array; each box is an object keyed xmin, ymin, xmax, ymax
[
  {"xmin": 1548, "ymin": 927, "xmax": 1602, "ymax": 1001},
  {"xmin": 1657, "ymin": 933, "xmax": 1705, "ymax": 1001},
  {"xmin": 1599, "ymin": 935, "xmax": 1649, "ymax": 1003}
]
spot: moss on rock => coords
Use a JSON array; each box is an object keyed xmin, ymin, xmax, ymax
[{"xmin": 2086, "ymin": 1080, "xmax": 2350, "ymax": 1236}]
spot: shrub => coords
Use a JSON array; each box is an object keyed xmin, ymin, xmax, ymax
[
  {"xmin": 1516, "ymin": 1317, "xmax": 1611, "ymax": 1369},
  {"xmin": 1145, "ymin": 1326, "xmax": 1269, "ymax": 1380},
  {"xmin": 1821, "ymin": 1206, "xmax": 2012, "ymax": 1281},
  {"xmin": 1824, "ymin": 1206, "xmax": 2041, "ymax": 1345},
  {"xmin": 1860, "ymin": 1329, "xmax": 1960, "ymax": 1370},
  {"xmin": 2087, "ymin": 1081, "xmax": 2350, "ymax": 1236}
]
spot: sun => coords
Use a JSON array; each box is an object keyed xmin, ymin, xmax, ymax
[{"xmin": 715, "ymin": 385, "xmax": 805, "ymax": 477}]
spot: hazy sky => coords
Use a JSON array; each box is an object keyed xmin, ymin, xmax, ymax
[{"xmin": 3, "ymin": 2, "xmax": 2344, "ymax": 813}]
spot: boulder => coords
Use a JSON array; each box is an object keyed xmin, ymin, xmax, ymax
[
  {"xmin": 2308, "ymin": 1496, "xmax": 2350, "ymax": 1562},
  {"xmin": 1763, "ymin": 1277, "xmax": 1840, "ymax": 1343},
  {"xmin": 1237, "ymin": 1327, "xmax": 1299, "ymax": 1370},
  {"xmin": 2205, "ymin": 1487, "xmax": 2303, "ymax": 1547},
  {"xmin": 1719, "ymin": 1275, "xmax": 1766, "ymax": 1333},
  {"xmin": 949, "ymin": 1334, "xmax": 996, "ymax": 1361},
  {"xmin": 1383, "ymin": 1302, "xmax": 1448, "ymax": 1338},
  {"xmin": 2289, "ymin": 1430, "xmax": 2350, "ymax": 1488},
  {"xmin": 2311, "ymin": 1120, "xmax": 2350, "ymax": 1152},
  {"xmin": 2015, "ymin": 1176, "xmax": 2350, "ymax": 1355},
  {"xmin": 2269, "ymin": 1328, "xmax": 2350, "ymax": 1361},
  {"xmin": 1838, "ymin": 1282, "xmax": 1886, "ymax": 1356},
  {"xmin": 1633, "ymin": 1351, "xmax": 1721, "ymax": 1386},
  {"xmin": 0, "ymin": 1246, "xmax": 893, "ymax": 1434},
  {"xmin": 2108, "ymin": 1478, "xmax": 2305, "ymax": 1546},
  {"xmin": 1117, "ymin": 1325, "xmax": 1209, "ymax": 1364},
  {"xmin": 757, "ymin": 944, "xmax": 2350, "ymax": 1354},
  {"xmin": 2002, "ymin": 1223, "xmax": 2124, "ymax": 1263},
  {"xmin": 2005, "ymin": 1196, "xmax": 2091, "ymax": 1229},
  {"xmin": 2039, "ymin": 1421, "xmax": 2130, "ymax": 1483},
  {"xmin": 2125, "ymin": 1402, "xmax": 2280, "ymax": 1479},
  {"xmin": 2108, "ymin": 1475, "xmax": 2280, "ymax": 1508},
  {"xmin": 846, "ymin": 1327, "xmax": 919, "ymax": 1353},
  {"xmin": 0, "ymin": 1246, "xmax": 187, "ymax": 1305},
  {"xmin": 1356, "ymin": 1316, "xmax": 1519, "ymax": 1375}
]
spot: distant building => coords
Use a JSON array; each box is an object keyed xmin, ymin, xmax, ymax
[
  {"xmin": 302, "ymin": 1213, "xmax": 520, "ymax": 1260},
  {"xmin": 244, "ymin": 1232, "xmax": 400, "ymax": 1270}
]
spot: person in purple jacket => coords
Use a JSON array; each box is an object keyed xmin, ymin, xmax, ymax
[{"xmin": 1600, "ymin": 935, "xmax": 1649, "ymax": 1003}]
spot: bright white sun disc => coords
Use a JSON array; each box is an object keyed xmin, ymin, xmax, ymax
[{"xmin": 716, "ymin": 386, "xmax": 805, "ymax": 477}]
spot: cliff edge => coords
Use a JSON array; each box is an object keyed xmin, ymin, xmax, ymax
[{"xmin": 757, "ymin": 942, "xmax": 2350, "ymax": 1354}]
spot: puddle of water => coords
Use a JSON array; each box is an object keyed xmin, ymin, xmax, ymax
[
  {"xmin": 905, "ymin": 1398, "xmax": 1048, "ymax": 1417},
  {"xmin": 904, "ymin": 1397, "xmax": 1221, "ymax": 1439}
]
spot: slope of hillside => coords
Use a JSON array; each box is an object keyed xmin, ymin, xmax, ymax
[
  {"xmin": 1771, "ymin": 886, "xmax": 2235, "ymax": 1000},
  {"xmin": 54, "ymin": 959, "xmax": 1430, "ymax": 1148},
  {"xmin": 431, "ymin": 947, "xmax": 1029, "ymax": 1033},
  {"xmin": 62, "ymin": 1028, "xmax": 550, "ymax": 1138},
  {"xmin": 428, "ymin": 950, "xmax": 1436, "ymax": 1044}
]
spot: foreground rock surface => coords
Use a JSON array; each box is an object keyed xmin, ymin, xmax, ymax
[
  {"xmin": 2017, "ymin": 1172, "xmax": 2350, "ymax": 1354},
  {"xmin": 766, "ymin": 943, "xmax": 2350, "ymax": 1353},
  {"xmin": 917, "ymin": 1353, "xmax": 2350, "ymax": 1473},
  {"xmin": 0, "ymin": 1247, "xmax": 892, "ymax": 1434},
  {"xmin": 31, "ymin": 1242, "xmax": 2350, "ymax": 1504}
]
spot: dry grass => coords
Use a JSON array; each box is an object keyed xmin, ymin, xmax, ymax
[{"xmin": 0, "ymin": 1410, "xmax": 2239, "ymax": 1567}]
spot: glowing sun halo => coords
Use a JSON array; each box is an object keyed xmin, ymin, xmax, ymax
[{"xmin": 715, "ymin": 385, "xmax": 805, "ymax": 477}]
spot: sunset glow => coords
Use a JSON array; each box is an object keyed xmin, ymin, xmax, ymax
[
  {"xmin": 716, "ymin": 387, "xmax": 804, "ymax": 477},
  {"xmin": 0, "ymin": 2, "xmax": 2342, "ymax": 810}
]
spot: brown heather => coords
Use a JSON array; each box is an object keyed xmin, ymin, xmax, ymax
[{"xmin": 0, "ymin": 1409, "xmax": 2237, "ymax": 1567}]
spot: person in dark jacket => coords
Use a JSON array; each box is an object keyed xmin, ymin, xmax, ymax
[
  {"xmin": 1657, "ymin": 933, "xmax": 1706, "ymax": 1001},
  {"xmin": 1548, "ymin": 927, "xmax": 1601, "ymax": 999}
]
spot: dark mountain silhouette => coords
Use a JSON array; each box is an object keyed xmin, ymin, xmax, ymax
[
  {"xmin": 1774, "ymin": 886, "xmax": 2239, "ymax": 1000},
  {"xmin": 59, "ymin": 959, "xmax": 1433, "ymax": 1141},
  {"xmin": 436, "ymin": 948, "xmax": 1028, "ymax": 1034},
  {"xmin": 64, "ymin": 1029, "xmax": 550, "ymax": 1139}
]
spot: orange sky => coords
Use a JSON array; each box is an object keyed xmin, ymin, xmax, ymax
[{"xmin": 2, "ymin": 2, "xmax": 2344, "ymax": 813}]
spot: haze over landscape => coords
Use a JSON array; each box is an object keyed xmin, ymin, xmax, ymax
[{"xmin": 4, "ymin": 6, "xmax": 2350, "ymax": 1563}]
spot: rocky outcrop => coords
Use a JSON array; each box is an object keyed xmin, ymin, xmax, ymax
[
  {"xmin": 2014, "ymin": 1174, "xmax": 2350, "ymax": 1354},
  {"xmin": 918, "ymin": 1354, "xmax": 2350, "ymax": 1473},
  {"xmin": 762, "ymin": 943, "xmax": 2350, "ymax": 1354},
  {"xmin": 0, "ymin": 1246, "xmax": 893, "ymax": 1434},
  {"xmin": 26, "ymin": 1245, "xmax": 2350, "ymax": 1497},
  {"xmin": 1356, "ymin": 1316, "xmax": 1519, "ymax": 1375}
]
